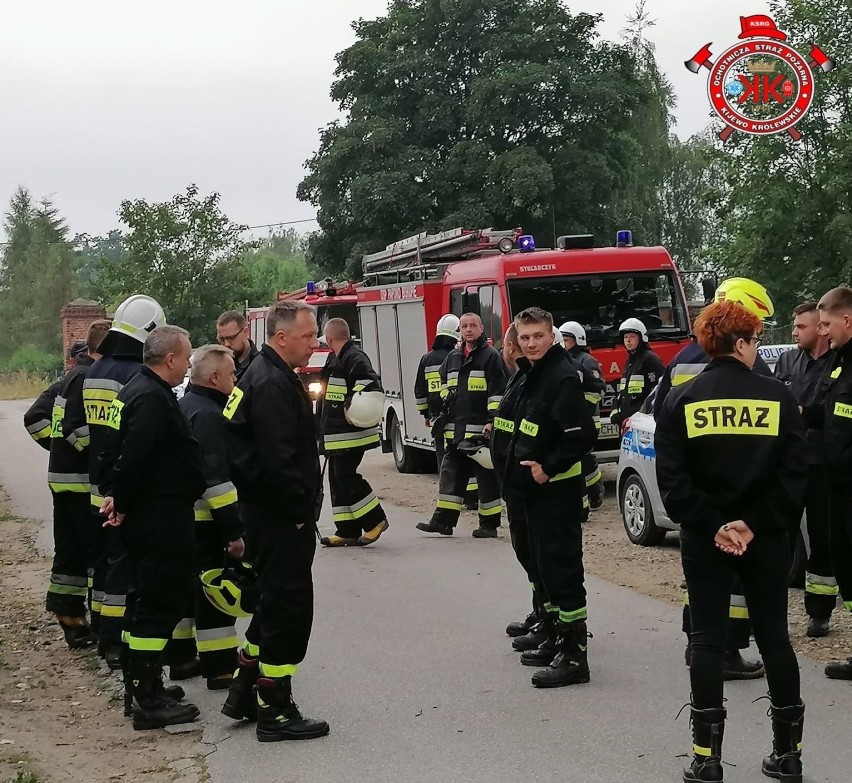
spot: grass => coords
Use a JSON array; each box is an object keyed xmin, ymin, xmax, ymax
[
  {"xmin": 0, "ymin": 373, "xmax": 49, "ymax": 401},
  {"xmin": 6, "ymin": 771, "xmax": 40, "ymax": 783}
]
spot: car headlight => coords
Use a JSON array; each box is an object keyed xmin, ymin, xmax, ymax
[{"xmin": 308, "ymin": 381, "xmax": 323, "ymax": 397}]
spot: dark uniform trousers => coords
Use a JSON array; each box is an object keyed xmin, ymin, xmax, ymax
[
  {"xmin": 506, "ymin": 496, "xmax": 542, "ymax": 615},
  {"xmin": 121, "ymin": 499, "xmax": 195, "ymax": 662},
  {"xmin": 242, "ymin": 502, "xmax": 316, "ymax": 675},
  {"xmin": 46, "ymin": 491, "xmax": 99, "ymax": 617},
  {"xmin": 97, "ymin": 526, "xmax": 134, "ymax": 647},
  {"xmin": 329, "ymin": 451, "xmax": 386, "ymax": 538},
  {"xmin": 431, "ymin": 444, "xmax": 502, "ymax": 529},
  {"xmin": 828, "ymin": 482, "xmax": 852, "ymax": 615},
  {"xmin": 804, "ymin": 466, "xmax": 838, "ymax": 618}
]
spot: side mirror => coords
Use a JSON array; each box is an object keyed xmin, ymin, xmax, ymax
[{"xmin": 701, "ymin": 276, "xmax": 718, "ymax": 304}]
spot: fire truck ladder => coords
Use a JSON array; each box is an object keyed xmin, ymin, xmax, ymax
[{"xmin": 362, "ymin": 227, "xmax": 520, "ymax": 282}]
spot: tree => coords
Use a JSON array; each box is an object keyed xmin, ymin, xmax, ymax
[
  {"xmin": 241, "ymin": 229, "xmax": 311, "ymax": 305},
  {"xmin": 72, "ymin": 230, "xmax": 126, "ymax": 301},
  {"xmin": 98, "ymin": 185, "xmax": 253, "ymax": 345},
  {"xmin": 298, "ymin": 0, "xmax": 667, "ymax": 277}
]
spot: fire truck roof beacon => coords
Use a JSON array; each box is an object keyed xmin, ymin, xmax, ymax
[
  {"xmin": 306, "ymin": 281, "xmax": 317, "ymax": 294},
  {"xmin": 498, "ymin": 236, "xmax": 514, "ymax": 254},
  {"xmin": 616, "ymin": 229, "xmax": 633, "ymax": 248},
  {"xmin": 518, "ymin": 234, "xmax": 536, "ymax": 253}
]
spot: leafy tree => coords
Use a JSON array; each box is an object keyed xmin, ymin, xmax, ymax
[
  {"xmin": 72, "ymin": 230, "xmax": 126, "ymax": 300},
  {"xmin": 241, "ymin": 229, "xmax": 311, "ymax": 305},
  {"xmin": 298, "ymin": 0, "xmax": 668, "ymax": 277},
  {"xmin": 98, "ymin": 185, "xmax": 253, "ymax": 345}
]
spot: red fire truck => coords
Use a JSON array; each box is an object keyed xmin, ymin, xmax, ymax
[
  {"xmin": 247, "ymin": 279, "xmax": 361, "ymax": 398},
  {"xmin": 357, "ymin": 227, "xmax": 698, "ymax": 473}
]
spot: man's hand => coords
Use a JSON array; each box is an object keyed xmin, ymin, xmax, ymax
[
  {"xmin": 483, "ymin": 423, "xmax": 493, "ymax": 437},
  {"xmin": 714, "ymin": 520, "xmax": 754, "ymax": 555},
  {"xmin": 520, "ymin": 460, "xmax": 549, "ymax": 484},
  {"xmin": 99, "ymin": 496, "xmax": 115, "ymax": 517},
  {"xmin": 104, "ymin": 511, "xmax": 125, "ymax": 528},
  {"xmin": 425, "ymin": 418, "xmax": 431, "ymax": 428},
  {"xmin": 226, "ymin": 538, "xmax": 245, "ymax": 559}
]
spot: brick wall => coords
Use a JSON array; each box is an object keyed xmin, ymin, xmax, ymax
[{"xmin": 60, "ymin": 299, "xmax": 107, "ymax": 370}]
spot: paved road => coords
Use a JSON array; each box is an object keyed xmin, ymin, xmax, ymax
[{"xmin": 1, "ymin": 399, "xmax": 850, "ymax": 782}]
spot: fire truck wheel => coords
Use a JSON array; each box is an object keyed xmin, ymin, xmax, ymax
[{"xmin": 389, "ymin": 410, "xmax": 427, "ymax": 474}]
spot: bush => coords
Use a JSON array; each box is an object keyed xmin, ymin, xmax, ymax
[{"xmin": 0, "ymin": 345, "xmax": 63, "ymax": 376}]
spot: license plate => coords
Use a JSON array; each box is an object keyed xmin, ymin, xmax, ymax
[{"xmin": 600, "ymin": 423, "xmax": 620, "ymax": 439}]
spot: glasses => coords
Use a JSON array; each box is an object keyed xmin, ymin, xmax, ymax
[
  {"xmin": 738, "ymin": 335, "xmax": 762, "ymax": 347},
  {"xmin": 217, "ymin": 331, "xmax": 243, "ymax": 344}
]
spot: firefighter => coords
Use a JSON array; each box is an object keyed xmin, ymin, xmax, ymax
[
  {"xmin": 416, "ymin": 312, "xmax": 507, "ymax": 538},
  {"xmin": 317, "ymin": 317, "xmax": 389, "ymax": 547},
  {"xmin": 99, "ymin": 325, "xmax": 205, "ymax": 730},
  {"xmin": 216, "ymin": 310, "xmax": 259, "ymax": 381},
  {"xmin": 222, "ymin": 300, "xmax": 329, "ymax": 742},
  {"xmin": 23, "ymin": 324, "xmax": 110, "ymax": 649},
  {"xmin": 654, "ymin": 277, "xmax": 776, "ymax": 681},
  {"xmin": 609, "ymin": 318, "xmax": 665, "ymax": 426},
  {"xmin": 560, "ymin": 321, "xmax": 605, "ymax": 514},
  {"xmin": 179, "ymin": 344, "xmax": 245, "ymax": 690},
  {"xmin": 414, "ymin": 314, "xmax": 461, "ymax": 472},
  {"xmin": 655, "ymin": 300, "xmax": 807, "ymax": 783},
  {"xmin": 774, "ymin": 301, "xmax": 836, "ymax": 638},
  {"xmin": 501, "ymin": 307, "xmax": 597, "ymax": 688},
  {"xmin": 814, "ymin": 286, "xmax": 852, "ymax": 681},
  {"xmin": 84, "ymin": 295, "xmax": 167, "ymax": 670}
]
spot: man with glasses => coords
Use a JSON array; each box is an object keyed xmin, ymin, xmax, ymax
[{"xmin": 217, "ymin": 311, "xmax": 259, "ymax": 381}]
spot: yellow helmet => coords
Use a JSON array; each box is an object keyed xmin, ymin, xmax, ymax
[{"xmin": 714, "ymin": 277, "xmax": 775, "ymax": 321}]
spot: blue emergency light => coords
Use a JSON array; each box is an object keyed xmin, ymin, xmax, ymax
[
  {"xmin": 518, "ymin": 235, "xmax": 536, "ymax": 253},
  {"xmin": 306, "ymin": 281, "xmax": 316, "ymax": 294},
  {"xmin": 616, "ymin": 230, "xmax": 633, "ymax": 248}
]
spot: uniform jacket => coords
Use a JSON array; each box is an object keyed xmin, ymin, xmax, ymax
[
  {"xmin": 655, "ymin": 357, "xmax": 806, "ymax": 537},
  {"xmin": 490, "ymin": 365, "xmax": 527, "ymax": 491},
  {"xmin": 653, "ymin": 338, "xmax": 772, "ymax": 417},
  {"xmin": 99, "ymin": 366, "xmax": 206, "ymax": 516},
  {"xmin": 414, "ymin": 337, "xmax": 455, "ymax": 420},
  {"xmin": 50, "ymin": 364, "xmax": 92, "ymax": 494},
  {"xmin": 503, "ymin": 345, "xmax": 597, "ymax": 495},
  {"xmin": 317, "ymin": 339, "xmax": 383, "ymax": 454},
  {"xmin": 567, "ymin": 345, "xmax": 605, "ymax": 431},
  {"xmin": 180, "ymin": 385, "xmax": 243, "ymax": 544},
  {"xmin": 817, "ymin": 340, "xmax": 852, "ymax": 485},
  {"xmin": 24, "ymin": 378, "xmax": 62, "ymax": 448},
  {"xmin": 611, "ymin": 343, "xmax": 665, "ymax": 424},
  {"xmin": 236, "ymin": 340, "xmax": 259, "ymax": 381},
  {"xmin": 775, "ymin": 346, "xmax": 834, "ymax": 465},
  {"xmin": 440, "ymin": 334, "xmax": 507, "ymax": 445},
  {"xmin": 225, "ymin": 344, "xmax": 321, "ymax": 520}
]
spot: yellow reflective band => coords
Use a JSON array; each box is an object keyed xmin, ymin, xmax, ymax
[
  {"xmin": 693, "ymin": 744, "xmax": 712, "ymax": 757},
  {"xmin": 243, "ymin": 641, "xmax": 260, "ymax": 658},
  {"xmin": 114, "ymin": 321, "xmax": 139, "ymax": 336},
  {"xmin": 31, "ymin": 425, "xmax": 51, "ymax": 441},
  {"xmin": 487, "ymin": 401, "xmax": 500, "ymax": 411},
  {"xmin": 467, "ymin": 377, "xmax": 487, "ymax": 391},
  {"xmin": 48, "ymin": 583, "xmax": 88, "ymax": 596},
  {"xmin": 437, "ymin": 499, "xmax": 463, "ymax": 511},
  {"xmin": 105, "ymin": 399, "xmax": 124, "ymax": 430},
  {"xmin": 844, "ymin": 601, "xmax": 852, "ymax": 613},
  {"xmin": 627, "ymin": 381, "xmax": 643, "ymax": 394},
  {"xmin": 100, "ymin": 605, "xmax": 126, "ymax": 618},
  {"xmin": 324, "ymin": 433, "xmax": 381, "ymax": 450},
  {"xmin": 198, "ymin": 634, "xmax": 239, "ymax": 653},
  {"xmin": 550, "ymin": 462, "xmax": 582, "ymax": 482},
  {"xmin": 519, "ymin": 419, "xmax": 539, "ymax": 437},
  {"xmin": 259, "ymin": 662, "xmax": 298, "ymax": 678},
  {"xmin": 493, "ymin": 417, "xmax": 514, "ymax": 433},
  {"xmin": 685, "ymin": 399, "xmax": 780, "ymax": 438},
  {"xmin": 127, "ymin": 634, "xmax": 168, "ymax": 652},
  {"xmin": 479, "ymin": 504, "xmax": 502, "ymax": 517},
  {"xmin": 48, "ymin": 482, "xmax": 91, "ymax": 494},
  {"xmin": 325, "ymin": 384, "xmax": 346, "ymax": 402},
  {"xmin": 208, "ymin": 490, "xmax": 238, "ymax": 509},
  {"xmin": 223, "ymin": 386, "xmax": 244, "ymax": 420},
  {"xmin": 558, "ymin": 607, "xmax": 587, "ymax": 623},
  {"xmin": 831, "ymin": 366, "xmax": 842, "ymax": 379},
  {"xmin": 83, "ymin": 389, "xmax": 118, "ymax": 427},
  {"xmin": 584, "ymin": 392, "xmax": 601, "ymax": 404},
  {"xmin": 195, "ymin": 509, "xmax": 214, "ymax": 521},
  {"xmin": 729, "ymin": 605, "xmax": 749, "ymax": 620},
  {"xmin": 172, "ymin": 627, "xmax": 195, "ymax": 640},
  {"xmin": 447, "ymin": 378, "xmax": 458, "ymax": 388},
  {"xmin": 806, "ymin": 582, "xmax": 839, "ymax": 596},
  {"xmin": 834, "ymin": 402, "xmax": 852, "ymax": 419},
  {"xmin": 585, "ymin": 470, "xmax": 602, "ymax": 487},
  {"xmin": 91, "ymin": 601, "xmax": 103, "ymax": 613},
  {"xmin": 332, "ymin": 496, "xmax": 380, "ymax": 522},
  {"xmin": 466, "ymin": 480, "xmax": 478, "ymax": 492},
  {"xmin": 427, "ymin": 377, "xmax": 442, "ymax": 393}
]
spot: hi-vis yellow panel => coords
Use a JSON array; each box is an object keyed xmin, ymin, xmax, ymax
[
  {"xmin": 834, "ymin": 402, "xmax": 852, "ymax": 419},
  {"xmin": 223, "ymin": 387, "xmax": 244, "ymax": 420},
  {"xmin": 685, "ymin": 399, "xmax": 780, "ymax": 438}
]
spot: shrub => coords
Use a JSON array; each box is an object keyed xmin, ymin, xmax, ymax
[{"xmin": 0, "ymin": 345, "xmax": 63, "ymax": 376}]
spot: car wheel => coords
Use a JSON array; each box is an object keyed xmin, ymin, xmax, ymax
[
  {"xmin": 390, "ymin": 411, "xmax": 424, "ymax": 473},
  {"xmin": 788, "ymin": 529, "xmax": 807, "ymax": 588},
  {"xmin": 620, "ymin": 473, "xmax": 666, "ymax": 546}
]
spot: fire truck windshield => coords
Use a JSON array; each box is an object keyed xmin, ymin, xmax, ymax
[
  {"xmin": 315, "ymin": 303, "xmax": 360, "ymax": 341},
  {"xmin": 506, "ymin": 271, "xmax": 689, "ymax": 348}
]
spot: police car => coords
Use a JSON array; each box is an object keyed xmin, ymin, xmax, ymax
[{"xmin": 615, "ymin": 344, "xmax": 808, "ymax": 583}]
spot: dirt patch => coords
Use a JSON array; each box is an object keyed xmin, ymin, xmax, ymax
[
  {"xmin": 0, "ymin": 491, "xmax": 205, "ymax": 783},
  {"xmin": 360, "ymin": 452, "xmax": 852, "ymax": 665}
]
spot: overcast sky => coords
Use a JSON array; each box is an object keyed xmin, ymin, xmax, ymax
[{"xmin": 0, "ymin": 0, "xmax": 771, "ymax": 242}]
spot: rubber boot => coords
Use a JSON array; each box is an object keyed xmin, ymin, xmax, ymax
[
  {"xmin": 506, "ymin": 612, "xmax": 537, "ymax": 638},
  {"xmin": 723, "ymin": 649, "xmax": 765, "ymax": 680},
  {"xmin": 255, "ymin": 676, "xmax": 330, "ymax": 742},
  {"xmin": 122, "ymin": 648, "xmax": 185, "ymax": 717},
  {"xmin": 222, "ymin": 649, "xmax": 260, "ymax": 722},
  {"xmin": 531, "ymin": 621, "xmax": 591, "ymax": 688},
  {"xmin": 130, "ymin": 658, "xmax": 199, "ymax": 731},
  {"xmin": 520, "ymin": 620, "xmax": 558, "ymax": 666},
  {"xmin": 683, "ymin": 707, "xmax": 725, "ymax": 783},
  {"xmin": 513, "ymin": 618, "xmax": 550, "ymax": 653},
  {"xmin": 57, "ymin": 615, "xmax": 98, "ymax": 650},
  {"xmin": 761, "ymin": 702, "xmax": 804, "ymax": 783}
]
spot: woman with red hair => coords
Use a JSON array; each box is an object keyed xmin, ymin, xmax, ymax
[{"xmin": 655, "ymin": 300, "xmax": 808, "ymax": 783}]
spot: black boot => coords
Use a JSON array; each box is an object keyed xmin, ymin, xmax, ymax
[
  {"xmin": 723, "ymin": 649, "xmax": 765, "ymax": 680},
  {"xmin": 130, "ymin": 659, "xmax": 199, "ymax": 730},
  {"xmin": 169, "ymin": 658, "xmax": 202, "ymax": 681},
  {"xmin": 761, "ymin": 702, "xmax": 804, "ymax": 783},
  {"xmin": 519, "ymin": 620, "xmax": 558, "ymax": 666},
  {"xmin": 513, "ymin": 619, "xmax": 550, "ymax": 653},
  {"xmin": 531, "ymin": 621, "xmax": 591, "ymax": 687},
  {"xmin": 415, "ymin": 520, "xmax": 453, "ymax": 535},
  {"xmin": 824, "ymin": 657, "xmax": 852, "ymax": 680},
  {"xmin": 683, "ymin": 706, "xmax": 725, "ymax": 782},
  {"xmin": 806, "ymin": 617, "xmax": 829, "ymax": 638},
  {"xmin": 57, "ymin": 617, "xmax": 98, "ymax": 650},
  {"xmin": 222, "ymin": 649, "xmax": 260, "ymax": 722},
  {"xmin": 255, "ymin": 676, "xmax": 330, "ymax": 742},
  {"xmin": 506, "ymin": 612, "xmax": 537, "ymax": 638}
]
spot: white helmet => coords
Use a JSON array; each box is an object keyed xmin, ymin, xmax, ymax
[
  {"xmin": 458, "ymin": 436, "xmax": 494, "ymax": 470},
  {"xmin": 435, "ymin": 314, "xmax": 461, "ymax": 341},
  {"xmin": 111, "ymin": 295, "xmax": 166, "ymax": 344},
  {"xmin": 618, "ymin": 317, "xmax": 648, "ymax": 343},
  {"xmin": 559, "ymin": 321, "xmax": 587, "ymax": 347},
  {"xmin": 345, "ymin": 390, "xmax": 384, "ymax": 428},
  {"xmin": 552, "ymin": 327, "xmax": 564, "ymax": 347}
]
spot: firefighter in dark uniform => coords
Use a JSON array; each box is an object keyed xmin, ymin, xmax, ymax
[
  {"xmin": 23, "ymin": 330, "xmax": 107, "ymax": 648},
  {"xmin": 417, "ymin": 312, "xmax": 507, "ymax": 538},
  {"xmin": 655, "ymin": 299, "xmax": 807, "ymax": 783},
  {"xmin": 500, "ymin": 308, "xmax": 597, "ymax": 688},
  {"xmin": 317, "ymin": 317, "xmax": 389, "ymax": 547},
  {"xmin": 179, "ymin": 344, "xmax": 245, "ymax": 690},
  {"xmin": 814, "ymin": 286, "xmax": 852, "ymax": 681},
  {"xmin": 609, "ymin": 317, "xmax": 665, "ymax": 426},
  {"xmin": 654, "ymin": 278, "xmax": 776, "ymax": 681},
  {"xmin": 84, "ymin": 295, "xmax": 167, "ymax": 669},
  {"xmin": 560, "ymin": 321, "xmax": 605, "ymax": 516},
  {"xmin": 414, "ymin": 314, "xmax": 460, "ymax": 472},
  {"xmin": 216, "ymin": 310, "xmax": 259, "ymax": 381},
  {"xmin": 222, "ymin": 300, "xmax": 329, "ymax": 742},
  {"xmin": 99, "ymin": 325, "xmax": 205, "ymax": 730},
  {"xmin": 774, "ymin": 301, "xmax": 836, "ymax": 638}
]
